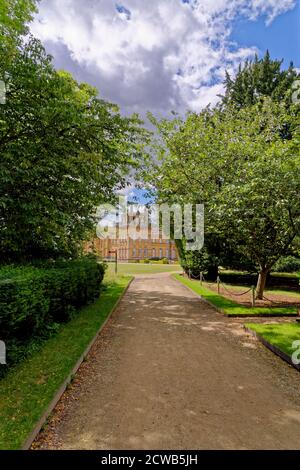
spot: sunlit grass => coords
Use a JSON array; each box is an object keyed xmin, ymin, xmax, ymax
[
  {"xmin": 174, "ymin": 275, "xmax": 298, "ymax": 317},
  {"xmin": 246, "ymin": 322, "xmax": 300, "ymax": 358},
  {"xmin": 105, "ymin": 262, "xmax": 181, "ymax": 281}
]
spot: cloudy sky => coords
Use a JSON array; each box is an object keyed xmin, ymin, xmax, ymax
[{"xmin": 31, "ymin": 0, "xmax": 300, "ymax": 117}]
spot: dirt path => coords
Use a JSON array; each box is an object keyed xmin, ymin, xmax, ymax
[{"xmin": 33, "ymin": 273, "xmax": 300, "ymax": 450}]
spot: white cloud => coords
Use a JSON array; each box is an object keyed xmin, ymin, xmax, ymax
[{"xmin": 31, "ymin": 0, "xmax": 296, "ymax": 114}]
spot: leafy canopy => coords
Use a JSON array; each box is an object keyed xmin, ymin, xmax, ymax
[
  {"xmin": 144, "ymin": 94, "xmax": 300, "ymax": 295},
  {"xmin": 222, "ymin": 50, "xmax": 298, "ymax": 108},
  {"xmin": 0, "ymin": 37, "xmax": 149, "ymax": 261},
  {"xmin": 0, "ymin": 0, "xmax": 38, "ymax": 66}
]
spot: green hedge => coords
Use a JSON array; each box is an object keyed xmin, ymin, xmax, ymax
[
  {"xmin": 0, "ymin": 258, "xmax": 106, "ymax": 376},
  {"xmin": 273, "ymin": 256, "xmax": 300, "ymax": 273}
]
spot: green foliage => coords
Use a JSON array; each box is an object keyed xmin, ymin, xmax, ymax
[
  {"xmin": 218, "ymin": 271, "xmax": 299, "ymax": 289},
  {"xmin": 180, "ymin": 245, "xmax": 213, "ymax": 276},
  {"xmin": 178, "ymin": 234, "xmax": 256, "ymax": 279},
  {"xmin": 0, "ymin": 0, "xmax": 38, "ymax": 66},
  {"xmin": 144, "ymin": 96, "xmax": 300, "ymax": 298},
  {"xmin": 222, "ymin": 50, "xmax": 299, "ymax": 108},
  {"xmin": 143, "ymin": 258, "xmax": 150, "ymax": 264},
  {"xmin": 273, "ymin": 256, "xmax": 300, "ymax": 273},
  {"xmin": 210, "ymin": 101, "xmax": 300, "ymax": 274},
  {"xmin": 0, "ymin": 258, "xmax": 106, "ymax": 375},
  {"xmin": 0, "ymin": 275, "xmax": 131, "ymax": 450},
  {"xmin": 0, "ymin": 37, "xmax": 148, "ymax": 261},
  {"xmin": 0, "ymin": 1, "xmax": 149, "ymax": 262}
]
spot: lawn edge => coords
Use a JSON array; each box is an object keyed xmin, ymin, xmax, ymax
[
  {"xmin": 244, "ymin": 324, "xmax": 300, "ymax": 373},
  {"xmin": 172, "ymin": 274, "xmax": 298, "ymax": 318},
  {"xmin": 21, "ymin": 276, "xmax": 134, "ymax": 450},
  {"xmin": 227, "ymin": 312, "xmax": 298, "ymax": 318},
  {"xmin": 172, "ymin": 274, "xmax": 225, "ymax": 315}
]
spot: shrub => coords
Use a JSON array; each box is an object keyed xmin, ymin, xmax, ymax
[
  {"xmin": 0, "ymin": 257, "xmax": 106, "ymax": 376},
  {"xmin": 180, "ymin": 248, "xmax": 218, "ymax": 279},
  {"xmin": 162, "ymin": 258, "xmax": 169, "ymax": 264},
  {"xmin": 273, "ymin": 256, "xmax": 300, "ymax": 273},
  {"xmin": 143, "ymin": 259, "xmax": 150, "ymax": 264}
]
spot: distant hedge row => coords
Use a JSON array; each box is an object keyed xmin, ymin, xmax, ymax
[
  {"xmin": 273, "ymin": 256, "xmax": 300, "ymax": 274},
  {"xmin": 0, "ymin": 257, "xmax": 106, "ymax": 375}
]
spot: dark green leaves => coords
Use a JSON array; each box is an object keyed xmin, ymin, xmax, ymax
[{"xmin": 0, "ymin": 37, "xmax": 148, "ymax": 261}]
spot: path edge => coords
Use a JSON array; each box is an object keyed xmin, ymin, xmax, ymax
[
  {"xmin": 22, "ymin": 277, "xmax": 134, "ymax": 450},
  {"xmin": 172, "ymin": 275, "xmax": 297, "ymax": 318},
  {"xmin": 171, "ymin": 274, "xmax": 225, "ymax": 314},
  {"xmin": 244, "ymin": 325, "xmax": 300, "ymax": 373}
]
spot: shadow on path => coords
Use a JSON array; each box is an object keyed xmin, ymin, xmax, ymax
[{"xmin": 33, "ymin": 273, "xmax": 300, "ymax": 450}]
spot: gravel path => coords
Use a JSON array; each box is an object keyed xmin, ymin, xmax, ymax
[{"xmin": 33, "ymin": 273, "xmax": 300, "ymax": 450}]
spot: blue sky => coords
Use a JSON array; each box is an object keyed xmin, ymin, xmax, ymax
[
  {"xmin": 30, "ymin": 0, "xmax": 299, "ymax": 202},
  {"xmin": 231, "ymin": 1, "xmax": 300, "ymax": 68},
  {"xmin": 32, "ymin": 0, "xmax": 300, "ymax": 117}
]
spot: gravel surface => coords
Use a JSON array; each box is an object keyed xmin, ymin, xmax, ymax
[{"xmin": 33, "ymin": 273, "xmax": 300, "ymax": 450}]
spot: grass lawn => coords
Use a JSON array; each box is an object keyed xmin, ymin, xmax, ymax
[
  {"xmin": 0, "ymin": 275, "xmax": 132, "ymax": 450},
  {"xmin": 263, "ymin": 289, "xmax": 300, "ymax": 299},
  {"xmin": 174, "ymin": 274, "xmax": 298, "ymax": 317},
  {"xmin": 245, "ymin": 322, "xmax": 300, "ymax": 359},
  {"xmin": 106, "ymin": 262, "xmax": 181, "ymax": 279}
]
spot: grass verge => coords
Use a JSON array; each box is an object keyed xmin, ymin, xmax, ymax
[
  {"xmin": 106, "ymin": 262, "xmax": 181, "ymax": 278},
  {"xmin": 0, "ymin": 276, "xmax": 132, "ymax": 450},
  {"xmin": 173, "ymin": 274, "xmax": 298, "ymax": 317},
  {"xmin": 245, "ymin": 322, "xmax": 300, "ymax": 360}
]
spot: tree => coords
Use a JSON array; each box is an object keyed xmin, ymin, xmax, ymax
[
  {"xmin": 143, "ymin": 99, "xmax": 300, "ymax": 298},
  {"xmin": 177, "ymin": 231, "xmax": 256, "ymax": 280},
  {"xmin": 211, "ymin": 104, "xmax": 300, "ymax": 297},
  {"xmin": 0, "ymin": 0, "xmax": 38, "ymax": 70},
  {"xmin": 222, "ymin": 51, "xmax": 298, "ymax": 109},
  {"xmin": 0, "ymin": 37, "xmax": 148, "ymax": 261}
]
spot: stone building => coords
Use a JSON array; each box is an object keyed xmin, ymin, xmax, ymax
[
  {"xmin": 87, "ymin": 210, "xmax": 179, "ymax": 262},
  {"xmin": 90, "ymin": 234, "xmax": 177, "ymax": 262}
]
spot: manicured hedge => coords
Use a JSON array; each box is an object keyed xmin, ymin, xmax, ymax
[
  {"xmin": 273, "ymin": 256, "xmax": 300, "ymax": 274},
  {"xmin": 0, "ymin": 257, "xmax": 106, "ymax": 375},
  {"xmin": 219, "ymin": 271, "xmax": 299, "ymax": 290}
]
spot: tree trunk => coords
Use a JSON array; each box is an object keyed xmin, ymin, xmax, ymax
[{"xmin": 256, "ymin": 267, "xmax": 269, "ymax": 300}]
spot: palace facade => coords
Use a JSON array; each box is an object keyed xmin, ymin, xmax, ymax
[
  {"xmin": 86, "ymin": 209, "xmax": 179, "ymax": 262},
  {"xmin": 90, "ymin": 235, "xmax": 178, "ymax": 262}
]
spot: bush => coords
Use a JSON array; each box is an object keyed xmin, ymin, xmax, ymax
[
  {"xmin": 162, "ymin": 258, "xmax": 169, "ymax": 264},
  {"xmin": 143, "ymin": 259, "xmax": 150, "ymax": 264},
  {"xmin": 0, "ymin": 257, "xmax": 106, "ymax": 375},
  {"xmin": 180, "ymin": 249, "xmax": 218, "ymax": 279},
  {"xmin": 273, "ymin": 256, "xmax": 300, "ymax": 273}
]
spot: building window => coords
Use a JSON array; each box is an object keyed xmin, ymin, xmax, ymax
[
  {"xmin": 166, "ymin": 249, "xmax": 169, "ymax": 258},
  {"xmin": 159, "ymin": 248, "xmax": 163, "ymax": 258},
  {"xmin": 144, "ymin": 248, "xmax": 148, "ymax": 257},
  {"xmin": 152, "ymin": 248, "xmax": 156, "ymax": 258}
]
